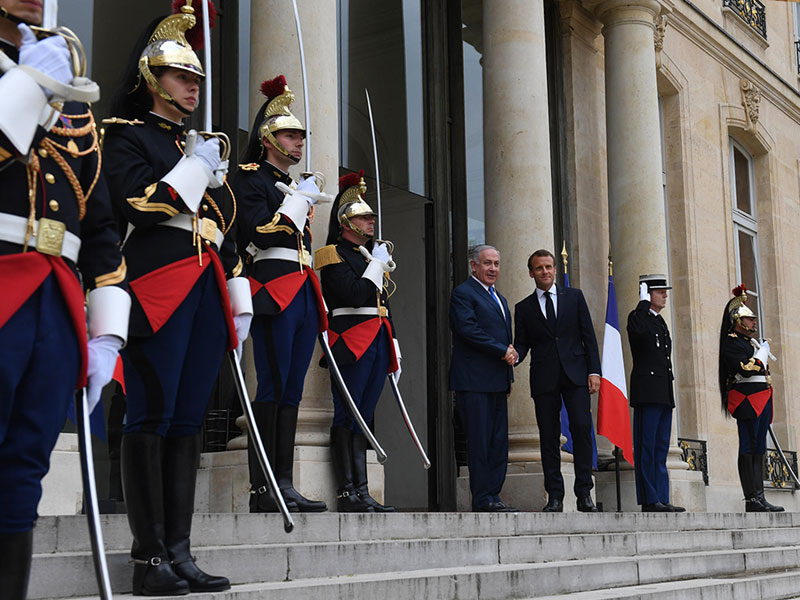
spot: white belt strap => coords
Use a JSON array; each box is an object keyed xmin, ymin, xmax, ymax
[
  {"xmin": 253, "ymin": 247, "xmax": 308, "ymax": 265},
  {"xmin": 0, "ymin": 213, "xmax": 80, "ymax": 262},
  {"xmin": 158, "ymin": 213, "xmax": 224, "ymax": 248},
  {"xmin": 734, "ymin": 374, "xmax": 768, "ymax": 384},
  {"xmin": 331, "ymin": 307, "xmax": 380, "ymax": 318}
]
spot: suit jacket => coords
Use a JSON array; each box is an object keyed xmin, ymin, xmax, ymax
[
  {"xmin": 514, "ymin": 286, "xmax": 601, "ymax": 396},
  {"xmin": 449, "ymin": 277, "xmax": 514, "ymax": 393},
  {"xmin": 627, "ymin": 300, "xmax": 674, "ymax": 408}
]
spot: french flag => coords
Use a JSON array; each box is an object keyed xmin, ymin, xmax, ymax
[{"xmin": 597, "ymin": 274, "xmax": 634, "ymax": 466}]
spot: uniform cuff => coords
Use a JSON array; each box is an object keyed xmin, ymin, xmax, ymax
[
  {"xmin": 361, "ymin": 259, "xmax": 385, "ymax": 290},
  {"xmin": 0, "ymin": 67, "xmax": 49, "ymax": 155},
  {"xmin": 227, "ymin": 276, "xmax": 254, "ymax": 317},
  {"xmin": 87, "ymin": 286, "xmax": 131, "ymax": 345},
  {"xmin": 276, "ymin": 192, "xmax": 310, "ymax": 232},
  {"xmin": 161, "ymin": 155, "xmax": 213, "ymax": 212}
]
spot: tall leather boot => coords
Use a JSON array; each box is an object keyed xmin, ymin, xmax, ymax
[
  {"xmin": 121, "ymin": 432, "xmax": 189, "ymax": 596},
  {"xmin": 738, "ymin": 454, "xmax": 767, "ymax": 512},
  {"xmin": 248, "ymin": 403, "xmax": 297, "ymax": 513},
  {"xmin": 163, "ymin": 434, "xmax": 230, "ymax": 593},
  {"xmin": 0, "ymin": 529, "xmax": 33, "ymax": 600},
  {"xmin": 753, "ymin": 454, "xmax": 784, "ymax": 512},
  {"xmin": 276, "ymin": 405, "xmax": 326, "ymax": 512},
  {"xmin": 330, "ymin": 426, "xmax": 373, "ymax": 512},
  {"xmin": 352, "ymin": 433, "xmax": 395, "ymax": 512}
]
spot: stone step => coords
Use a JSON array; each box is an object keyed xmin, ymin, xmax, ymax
[
  {"xmin": 32, "ymin": 511, "xmax": 800, "ymax": 554},
  {"xmin": 62, "ymin": 558, "xmax": 800, "ymax": 600}
]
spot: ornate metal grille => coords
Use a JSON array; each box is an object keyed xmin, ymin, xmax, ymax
[
  {"xmin": 723, "ymin": 0, "xmax": 767, "ymax": 40},
  {"xmin": 765, "ymin": 449, "xmax": 799, "ymax": 490},
  {"xmin": 679, "ymin": 438, "xmax": 709, "ymax": 485},
  {"xmin": 203, "ymin": 408, "xmax": 237, "ymax": 452}
]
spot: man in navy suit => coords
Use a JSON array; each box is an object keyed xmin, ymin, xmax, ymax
[
  {"xmin": 514, "ymin": 249, "xmax": 601, "ymax": 512},
  {"xmin": 449, "ymin": 245, "xmax": 518, "ymax": 512}
]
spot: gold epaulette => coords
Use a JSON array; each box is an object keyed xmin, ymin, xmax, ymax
[
  {"xmin": 101, "ymin": 117, "xmax": 144, "ymax": 127},
  {"xmin": 314, "ymin": 245, "xmax": 342, "ymax": 270},
  {"xmin": 728, "ymin": 333, "xmax": 738, "ymax": 338},
  {"xmin": 239, "ymin": 163, "xmax": 260, "ymax": 171}
]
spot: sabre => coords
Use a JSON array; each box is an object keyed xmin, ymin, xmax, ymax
[
  {"xmin": 388, "ymin": 373, "xmax": 430, "ymax": 469},
  {"xmin": 291, "ymin": 0, "xmax": 311, "ymax": 172},
  {"xmin": 201, "ymin": 0, "xmax": 212, "ymax": 132},
  {"xmin": 227, "ymin": 352, "xmax": 295, "ymax": 532},
  {"xmin": 768, "ymin": 425, "xmax": 800, "ymax": 489},
  {"xmin": 365, "ymin": 89, "xmax": 382, "ymax": 239},
  {"xmin": 75, "ymin": 389, "xmax": 113, "ymax": 599},
  {"xmin": 319, "ymin": 330, "xmax": 387, "ymax": 463}
]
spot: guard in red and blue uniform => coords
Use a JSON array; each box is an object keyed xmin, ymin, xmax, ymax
[
  {"xmin": 719, "ymin": 285, "xmax": 783, "ymax": 513},
  {"xmin": 101, "ymin": 3, "xmax": 247, "ymax": 595},
  {"xmin": 0, "ymin": 4, "xmax": 130, "ymax": 598},
  {"xmin": 316, "ymin": 172, "xmax": 401, "ymax": 513},
  {"xmin": 234, "ymin": 75, "xmax": 328, "ymax": 514}
]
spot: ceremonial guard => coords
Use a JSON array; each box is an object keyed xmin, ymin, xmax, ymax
[
  {"xmin": 102, "ymin": 2, "xmax": 249, "ymax": 594},
  {"xmin": 316, "ymin": 173, "xmax": 400, "ymax": 513},
  {"xmin": 233, "ymin": 75, "xmax": 328, "ymax": 513},
  {"xmin": 719, "ymin": 285, "xmax": 783, "ymax": 512},
  {"xmin": 627, "ymin": 275, "xmax": 684, "ymax": 512},
  {"xmin": 0, "ymin": 2, "xmax": 130, "ymax": 597}
]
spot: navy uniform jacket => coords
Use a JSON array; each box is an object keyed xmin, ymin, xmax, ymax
[
  {"xmin": 0, "ymin": 42, "xmax": 125, "ymax": 292},
  {"xmin": 721, "ymin": 332, "xmax": 771, "ymax": 420},
  {"xmin": 102, "ymin": 113, "xmax": 239, "ymax": 338},
  {"xmin": 627, "ymin": 300, "xmax": 674, "ymax": 407},
  {"xmin": 513, "ymin": 286, "xmax": 601, "ymax": 396},
  {"xmin": 318, "ymin": 238, "xmax": 397, "ymax": 368},
  {"xmin": 233, "ymin": 161, "xmax": 314, "ymax": 316},
  {"xmin": 448, "ymin": 277, "xmax": 513, "ymax": 393}
]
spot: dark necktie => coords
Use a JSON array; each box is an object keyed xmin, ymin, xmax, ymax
[{"xmin": 545, "ymin": 290, "xmax": 556, "ymax": 328}]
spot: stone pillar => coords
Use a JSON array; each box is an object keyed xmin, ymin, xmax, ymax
[
  {"xmin": 246, "ymin": 0, "xmax": 344, "ymax": 508},
  {"xmin": 479, "ymin": 0, "xmax": 556, "ymax": 510}
]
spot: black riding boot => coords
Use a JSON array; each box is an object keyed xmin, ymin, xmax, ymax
[
  {"xmin": 276, "ymin": 405, "xmax": 326, "ymax": 512},
  {"xmin": 330, "ymin": 426, "xmax": 373, "ymax": 512},
  {"xmin": 163, "ymin": 434, "xmax": 230, "ymax": 593},
  {"xmin": 753, "ymin": 454, "xmax": 784, "ymax": 512},
  {"xmin": 248, "ymin": 403, "xmax": 297, "ymax": 513},
  {"xmin": 121, "ymin": 432, "xmax": 189, "ymax": 596},
  {"xmin": 738, "ymin": 453, "xmax": 768, "ymax": 512},
  {"xmin": 0, "ymin": 529, "xmax": 33, "ymax": 600},
  {"xmin": 352, "ymin": 433, "xmax": 395, "ymax": 512}
]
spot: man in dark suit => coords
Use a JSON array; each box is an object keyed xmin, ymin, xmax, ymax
[
  {"xmin": 449, "ymin": 245, "xmax": 518, "ymax": 512},
  {"xmin": 627, "ymin": 274, "xmax": 684, "ymax": 512},
  {"xmin": 514, "ymin": 249, "xmax": 601, "ymax": 512}
]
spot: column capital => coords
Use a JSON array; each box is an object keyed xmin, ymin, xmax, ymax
[{"xmin": 585, "ymin": 0, "xmax": 663, "ymax": 28}]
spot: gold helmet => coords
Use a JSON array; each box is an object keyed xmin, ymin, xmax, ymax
[
  {"xmin": 258, "ymin": 75, "xmax": 306, "ymax": 163},
  {"xmin": 135, "ymin": 1, "xmax": 207, "ymax": 115},
  {"xmin": 727, "ymin": 284, "xmax": 757, "ymax": 333},
  {"xmin": 333, "ymin": 171, "xmax": 375, "ymax": 240}
]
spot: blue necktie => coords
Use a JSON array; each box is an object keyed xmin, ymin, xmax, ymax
[{"xmin": 489, "ymin": 286, "xmax": 503, "ymax": 312}]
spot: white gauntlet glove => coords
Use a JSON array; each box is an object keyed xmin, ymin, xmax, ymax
[
  {"xmin": 276, "ymin": 175, "xmax": 318, "ymax": 231},
  {"xmin": 392, "ymin": 338, "xmax": 402, "ymax": 383},
  {"xmin": 161, "ymin": 131, "xmax": 224, "ymax": 212},
  {"xmin": 86, "ymin": 335, "xmax": 123, "ymax": 413},
  {"xmin": 753, "ymin": 339, "xmax": 770, "ymax": 366},
  {"xmin": 639, "ymin": 282, "xmax": 651, "ymax": 303},
  {"xmin": 18, "ymin": 25, "xmax": 73, "ymax": 97},
  {"xmin": 360, "ymin": 242, "xmax": 396, "ymax": 290}
]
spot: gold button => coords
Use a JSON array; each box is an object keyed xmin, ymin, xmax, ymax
[
  {"xmin": 202, "ymin": 204, "xmax": 209, "ymax": 211},
  {"xmin": 204, "ymin": 240, "xmax": 211, "ymax": 245},
  {"xmin": 49, "ymin": 200, "xmax": 60, "ymax": 212},
  {"xmin": 45, "ymin": 173, "xmax": 55, "ymax": 184},
  {"xmin": 38, "ymin": 148, "xmax": 48, "ymax": 158}
]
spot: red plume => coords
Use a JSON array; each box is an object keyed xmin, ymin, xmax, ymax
[
  {"xmin": 339, "ymin": 170, "xmax": 364, "ymax": 191},
  {"xmin": 172, "ymin": 0, "xmax": 217, "ymax": 51},
  {"xmin": 732, "ymin": 284, "xmax": 748, "ymax": 297},
  {"xmin": 260, "ymin": 75, "xmax": 288, "ymax": 101}
]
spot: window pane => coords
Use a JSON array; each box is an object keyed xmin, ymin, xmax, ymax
[
  {"xmin": 733, "ymin": 146, "xmax": 752, "ymax": 215},
  {"xmin": 737, "ymin": 229, "xmax": 758, "ymax": 295}
]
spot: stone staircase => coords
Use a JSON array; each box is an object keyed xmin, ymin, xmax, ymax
[{"xmin": 30, "ymin": 512, "xmax": 800, "ymax": 599}]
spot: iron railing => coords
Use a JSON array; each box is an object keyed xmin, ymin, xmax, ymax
[
  {"xmin": 723, "ymin": 0, "xmax": 767, "ymax": 40},
  {"xmin": 678, "ymin": 438, "xmax": 709, "ymax": 485}
]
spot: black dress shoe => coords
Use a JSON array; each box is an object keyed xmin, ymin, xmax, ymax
[
  {"xmin": 642, "ymin": 502, "xmax": 671, "ymax": 512},
  {"xmin": 758, "ymin": 495, "xmax": 784, "ymax": 512},
  {"xmin": 172, "ymin": 558, "xmax": 230, "ymax": 593},
  {"xmin": 745, "ymin": 496, "xmax": 770, "ymax": 512},
  {"xmin": 542, "ymin": 497, "xmax": 563, "ymax": 512},
  {"xmin": 475, "ymin": 501, "xmax": 518, "ymax": 513},
  {"xmin": 665, "ymin": 503, "xmax": 686, "ymax": 512},
  {"xmin": 576, "ymin": 496, "xmax": 598, "ymax": 513},
  {"xmin": 494, "ymin": 500, "xmax": 520, "ymax": 513}
]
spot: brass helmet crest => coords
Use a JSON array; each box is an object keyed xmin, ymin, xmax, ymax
[{"xmin": 258, "ymin": 75, "xmax": 306, "ymax": 163}]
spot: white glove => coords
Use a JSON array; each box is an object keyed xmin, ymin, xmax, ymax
[
  {"xmin": 360, "ymin": 243, "xmax": 395, "ymax": 289},
  {"xmin": 372, "ymin": 242, "xmax": 392, "ymax": 264},
  {"xmin": 233, "ymin": 314, "xmax": 252, "ymax": 362},
  {"xmin": 18, "ymin": 24, "xmax": 72, "ymax": 98},
  {"xmin": 753, "ymin": 339, "xmax": 770, "ymax": 366},
  {"xmin": 393, "ymin": 338, "xmax": 402, "ymax": 383},
  {"xmin": 86, "ymin": 335, "xmax": 123, "ymax": 414},
  {"xmin": 296, "ymin": 175, "xmax": 320, "ymax": 206},
  {"xmin": 193, "ymin": 135, "xmax": 223, "ymax": 174},
  {"xmin": 639, "ymin": 282, "xmax": 650, "ymax": 302}
]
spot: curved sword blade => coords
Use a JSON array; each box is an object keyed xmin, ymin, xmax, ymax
[
  {"xmin": 388, "ymin": 374, "xmax": 430, "ymax": 469},
  {"xmin": 202, "ymin": 0, "xmax": 212, "ymax": 131},
  {"xmin": 365, "ymin": 89, "xmax": 382, "ymax": 239},
  {"xmin": 292, "ymin": 0, "xmax": 311, "ymax": 172}
]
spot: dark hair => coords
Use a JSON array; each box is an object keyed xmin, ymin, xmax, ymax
[
  {"xmin": 109, "ymin": 16, "xmax": 166, "ymax": 119},
  {"xmin": 240, "ymin": 100, "xmax": 269, "ymax": 164},
  {"xmin": 527, "ymin": 249, "xmax": 555, "ymax": 271},
  {"xmin": 718, "ymin": 297, "xmax": 736, "ymax": 416}
]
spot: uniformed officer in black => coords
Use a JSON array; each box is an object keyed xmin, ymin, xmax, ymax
[
  {"xmin": 719, "ymin": 285, "xmax": 783, "ymax": 512},
  {"xmin": 627, "ymin": 274, "xmax": 684, "ymax": 512},
  {"xmin": 0, "ymin": 2, "xmax": 130, "ymax": 597}
]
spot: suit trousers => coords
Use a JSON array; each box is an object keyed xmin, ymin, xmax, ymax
[
  {"xmin": 456, "ymin": 391, "xmax": 509, "ymax": 509},
  {"xmin": 533, "ymin": 368, "xmax": 594, "ymax": 499},
  {"xmin": 633, "ymin": 404, "xmax": 672, "ymax": 505}
]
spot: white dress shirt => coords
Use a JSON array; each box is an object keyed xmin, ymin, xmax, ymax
[
  {"xmin": 472, "ymin": 276, "xmax": 505, "ymax": 319},
  {"xmin": 536, "ymin": 284, "xmax": 558, "ymax": 319}
]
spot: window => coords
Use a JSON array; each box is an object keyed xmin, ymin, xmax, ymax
[
  {"xmin": 793, "ymin": 1, "xmax": 800, "ymax": 75},
  {"xmin": 730, "ymin": 140, "xmax": 762, "ymax": 325}
]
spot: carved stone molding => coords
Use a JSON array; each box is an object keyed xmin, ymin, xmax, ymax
[
  {"xmin": 654, "ymin": 14, "xmax": 668, "ymax": 68},
  {"xmin": 740, "ymin": 78, "xmax": 761, "ymax": 132}
]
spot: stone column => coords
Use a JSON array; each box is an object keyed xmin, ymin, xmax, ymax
[
  {"xmin": 247, "ymin": 0, "xmax": 342, "ymax": 507},
  {"xmin": 480, "ymin": 0, "xmax": 555, "ymax": 510}
]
